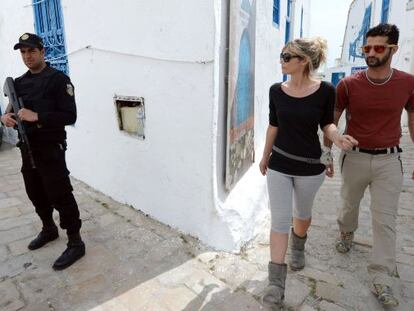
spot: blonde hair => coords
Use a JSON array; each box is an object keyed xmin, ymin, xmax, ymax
[{"xmin": 283, "ymin": 37, "xmax": 328, "ymax": 75}]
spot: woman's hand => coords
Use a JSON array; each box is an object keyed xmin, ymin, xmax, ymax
[
  {"xmin": 325, "ymin": 163, "xmax": 334, "ymax": 178},
  {"xmin": 259, "ymin": 157, "xmax": 269, "ymax": 176},
  {"xmin": 333, "ymin": 134, "xmax": 358, "ymax": 150}
]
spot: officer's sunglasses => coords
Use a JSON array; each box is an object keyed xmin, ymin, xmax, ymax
[
  {"xmin": 280, "ymin": 52, "xmax": 302, "ymax": 63},
  {"xmin": 361, "ymin": 44, "xmax": 397, "ymax": 54}
]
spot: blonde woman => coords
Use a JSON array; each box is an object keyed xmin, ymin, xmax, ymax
[{"xmin": 259, "ymin": 38, "xmax": 358, "ymax": 307}]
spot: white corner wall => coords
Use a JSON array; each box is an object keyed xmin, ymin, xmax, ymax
[
  {"xmin": 1, "ymin": 0, "xmax": 310, "ymax": 252},
  {"xmin": 0, "ymin": 1, "xmax": 34, "ymax": 143}
]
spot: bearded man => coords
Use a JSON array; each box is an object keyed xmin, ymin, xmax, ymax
[{"xmin": 327, "ymin": 23, "xmax": 414, "ymax": 306}]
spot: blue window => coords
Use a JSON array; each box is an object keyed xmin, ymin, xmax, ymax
[
  {"xmin": 273, "ymin": 0, "xmax": 280, "ymax": 26},
  {"xmin": 33, "ymin": 0, "xmax": 69, "ymax": 75},
  {"xmin": 381, "ymin": 0, "xmax": 390, "ymax": 23}
]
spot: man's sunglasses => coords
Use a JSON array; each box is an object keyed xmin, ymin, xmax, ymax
[
  {"xmin": 280, "ymin": 53, "xmax": 302, "ymax": 63},
  {"xmin": 361, "ymin": 44, "xmax": 397, "ymax": 54}
]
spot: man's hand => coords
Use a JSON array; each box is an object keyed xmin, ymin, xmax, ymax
[
  {"xmin": 17, "ymin": 108, "xmax": 38, "ymax": 122},
  {"xmin": 0, "ymin": 113, "xmax": 17, "ymax": 127}
]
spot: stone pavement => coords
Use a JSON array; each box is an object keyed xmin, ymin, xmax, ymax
[{"xmin": 0, "ymin": 131, "xmax": 413, "ymax": 311}]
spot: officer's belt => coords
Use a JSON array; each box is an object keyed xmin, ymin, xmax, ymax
[{"xmin": 272, "ymin": 145, "xmax": 321, "ymax": 164}]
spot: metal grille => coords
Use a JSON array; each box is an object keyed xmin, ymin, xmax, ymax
[{"xmin": 33, "ymin": 0, "xmax": 68, "ymax": 74}]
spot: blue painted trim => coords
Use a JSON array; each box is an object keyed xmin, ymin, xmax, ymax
[
  {"xmin": 300, "ymin": 6, "xmax": 304, "ymax": 38},
  {"xmin": 381, "ymin": 0, "xmax": 390, "ymax": 23},
  {"xmin": 349, "ymin": 3, "xmax": 372, "ymax": 62}
]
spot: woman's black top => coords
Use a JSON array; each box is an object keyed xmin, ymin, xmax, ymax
[{"xmin": 268, "ymin": 81, "xmax": 335, "ymax": 176}]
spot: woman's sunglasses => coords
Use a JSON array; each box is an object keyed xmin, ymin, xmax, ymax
[
  {"xmin": 280, "ymin": 53, "xmax": 302, "ymax": 63},
  {"xmin": 361, "ymin": 44, "xmax": 397, "ymax": 54}
]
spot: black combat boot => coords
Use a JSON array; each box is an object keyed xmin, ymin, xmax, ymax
[
  {"xmin": 28, "ymin": 226, "xmax": 59, "ymax": 250},
  {"xmin": 52, "ymin": 232, "xmax": 85, "ymax": 271}
]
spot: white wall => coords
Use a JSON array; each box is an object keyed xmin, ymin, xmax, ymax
[{"xmin": 60, "ymin": 0, "xmax": 225, "ymax": 247}]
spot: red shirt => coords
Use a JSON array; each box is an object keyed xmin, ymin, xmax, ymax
[{"xmin": 336, "ymin": 69, "xmax": 414, "ymax": 148}]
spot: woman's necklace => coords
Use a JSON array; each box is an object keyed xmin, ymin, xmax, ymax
[{"xmin": 365, "ymin": 69, "xmax": 393, "ymax": 86}]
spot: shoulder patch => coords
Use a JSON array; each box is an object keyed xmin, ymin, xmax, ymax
[{"xmin": 66, "ymin": 84, "xmax": 74, "ymax": 96}]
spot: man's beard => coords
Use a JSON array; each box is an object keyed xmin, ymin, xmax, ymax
[{"xmin": 365, "ymin": 49, "xmax": 392, "ymax": 68}]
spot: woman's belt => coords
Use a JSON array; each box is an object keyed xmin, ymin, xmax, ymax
[{"xmin": 272, "ymin": 145, "xmax": 321, "ymax": 164}]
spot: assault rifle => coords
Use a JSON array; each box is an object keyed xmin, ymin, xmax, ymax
[{"xmin": 3, "ymin": 77, "xmax": 36, "ymax": 168}]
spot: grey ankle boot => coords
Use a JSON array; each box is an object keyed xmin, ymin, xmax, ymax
[
  {"xmin": 289, "ymin": 228, "xmax": 307, "ymax": 271},
  {"xmin": 262, "ymin": 262, "xmax": 287, "ymax": 308}
]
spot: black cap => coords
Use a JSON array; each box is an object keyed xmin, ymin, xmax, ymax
[{"xmin": 13, "ymin": 33, "xmax": 44, "ymax": 50}]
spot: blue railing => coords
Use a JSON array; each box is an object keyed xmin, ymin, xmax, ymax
[{"xmin": 33, "ymin": 0, "xmax": 69, "ymax": 74}]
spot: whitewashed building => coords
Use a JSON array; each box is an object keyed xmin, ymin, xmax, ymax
[
  {"xmin": 0, "ymin": 0, "xmax": 310, "ymax": 251},
  {"xmin": 325, "ymin": 0, "xmax": 414, "ymax": 83}
]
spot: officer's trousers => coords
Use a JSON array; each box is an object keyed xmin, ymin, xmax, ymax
[
  {"xmin": 20, "ymin": 142, "xmax": 81, "ymax": 234},
  {"xmin": 337, "ymin": 150, "xmax": 403, "ymax": 287}
]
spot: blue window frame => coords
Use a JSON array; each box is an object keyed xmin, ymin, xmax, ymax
[
  {"xmin": 33, "ymin": 0, "xmax": 69, "ymax": 75},
  {"xmin": 283, "ymin": 0, "xmax": 293, "ymax": 81},
  {"xmin": 381, "ymin": 0, "xmax": 390, "ymax": 23},
  {"xmin": 285, "ymin": 0, "xmax": 292, "ymax": 44},
  {"xmin": 300, "ymin": 6, "xmax": 304, "ymax": 38},
  {"xmin": 273, "ymin": 0, "xmax": 280, "ymax": 26}
]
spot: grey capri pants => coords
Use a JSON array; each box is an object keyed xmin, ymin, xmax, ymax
[{"xmin": 267, "ymin": 169, "xmax": 325, "ymax": 233}]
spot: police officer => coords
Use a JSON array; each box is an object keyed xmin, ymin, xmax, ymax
[{"xmin": 0, "ymin": 33, "xmax": 85, "ymax": 270}]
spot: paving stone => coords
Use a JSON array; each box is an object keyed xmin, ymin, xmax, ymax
[
  {"xmin": 319, "ymin": 301, "xmax": 346, "ymax": 311},
  {"xmin": 402, "ymin": 246, "xmax": 414, "ymax": 256},
  {"xmin": 0, "ymin": 245, "xmax": 9, "ymax": 262},
  {"xmin": 209, "ymin": 255, "xmax": 259, "ymax": 289},
  {"xmin": 0, "ymin": 279, "xmax": 25, "ymax": 311},
  {"xmin": 0, "ymin": 225, "xmax": 37, "ymax": 245},
  {"xmin": 297, "ymin": 267, "xmax": 341, "ymax": 286},
  {"xmin": 15, "ymin": 267, "xmax": 66, "ymax": 305},
  {"xmin": 0, "ymin": 213, "xmax": 35, "ymax": 231},
  {"xmin": 315, "ymin": 281, "xmax": 341, "ymax": 303},
  {"xmin": 94, "ymin": 212, "xmax": 121, "ymax": 227},
  {"xmin": 8, "ymin": 237, "xmax": 33, "ymax": 256},
  {"xmin": 0, "ymin": 206, "xmax": 21, "ymax": 220},
  {"xmin": 197, "ymin": 251, "xmax": 219, "ymax": 265},
  {"xmin": 285, "ymin": 277, "xmax": 310, "ymax": 307},
  {"xmin": 64, "ymin": 244, "xmax": 118, "ymax": 286},
  {"xmin": 0, "ymin": 253, "xmax": 34, "ymax": 279},
  {"xmin": 88, "ymin": 300, "xmax": 130, "ymax": 311},
  {"xmin": 399, "ymin": 263, "xmax": 414, "ymax": 283}
]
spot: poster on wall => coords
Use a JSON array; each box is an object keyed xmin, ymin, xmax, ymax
[{"xmin": 225, "ymin": 0, "xmax": 256, "ymax": 190}]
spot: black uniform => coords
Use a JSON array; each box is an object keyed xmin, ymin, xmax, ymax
[{"xmin": 15, "ymin": 64, "xmax": 81, "ymax": 235}]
